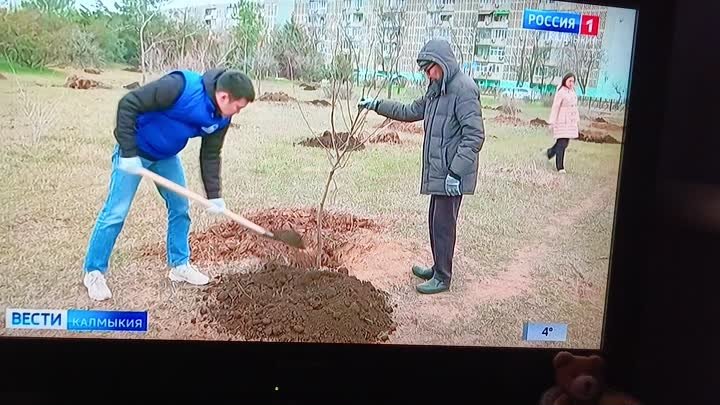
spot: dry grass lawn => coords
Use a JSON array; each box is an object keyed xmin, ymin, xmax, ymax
[{"xmin": 0, "ymin": 68, "xmax": 622, "ymax": 348}]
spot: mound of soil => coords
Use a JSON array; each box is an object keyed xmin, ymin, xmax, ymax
[
  {"xmin": 491, "ymin": 114, "xmax": 526, "ymax": 126},
  {"xmin": 0, "ymin": 73, "xmax": 6, "ymax": 80},
  {"xmin": 259, "ymin": 91, "xmax": 295, "ymax": 102},
  {"xmin": 299, "ymin": 83, "xmax": 318, "ymax": 91},
  {"xmin": 530, "ymin": 117, "xmax": 549, "ymax": 127},
  {"xmin": 123, "ymin": 81, "xmax": 140, "ymax": 90},
  {"xmin": 83, "ymin": 68, "xmax": 102, "ymax": 75},
  {"xmin": 380, "ymin": 119, "xmax": 423, "ymax": 135},
  {"xmin": 143, "ymin": 208, "xmax": 378, "ymax": 269},
  {"xmin": 590, "ymin": 121, "xmax": 623, "ymax": 132},
  {"xmin": 369, "ymin": 131, "xmax": 401, "ymax": 144},
  {"xmin": 64, "ymin": 75, "xmax": 112, "ymax": 90},
  {"xmin": 495, "ymin": 105, "xmax": 522, "ymax": 114},
  {"xmin": 122, "ymin": 66, "xmax": 142, "ymax": 73},
  {"xmin": 196, "ymin": 262, "xmax": 395, "ymax": 343},
  {"xmin": 593, "ymin": 117, "xmax": 608, "ymax": 123},
  {"xmin": 306, "ymin": 99, "xmax": 332, "ymax": 107},
  {"xmin": 579, "ymin": 129, "xmax": 621, "ymax": 144},
  {"xmin": 298, "ymin": 130, "xmax": 365, "ymax": 151}
]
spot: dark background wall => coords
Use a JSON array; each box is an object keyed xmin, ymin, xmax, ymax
[{"xmin": 614, "ymin": 0, "xmax": 719, "ymax": 403}]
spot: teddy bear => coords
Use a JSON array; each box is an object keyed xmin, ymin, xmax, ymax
[{"xmin": 539, "ymin": 351, "xmax": 642, "ymax": 405}]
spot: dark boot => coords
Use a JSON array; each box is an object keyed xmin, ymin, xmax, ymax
[
  {"xmin": 416, "ymin": 277, "xmax": 450, "ymax": 294},
  {"xmin": 412, "ymin": 265, "xmax": 434, "ymax": 280}
]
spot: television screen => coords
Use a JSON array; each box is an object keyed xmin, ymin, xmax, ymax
[{"xmin": 0, "ymin": 0, "xmax": 637, "ymax": 350}]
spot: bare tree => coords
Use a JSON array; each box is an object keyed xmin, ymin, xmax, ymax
[
  {"xmin": 511, "ymin": 30, "xmax": 530, "ymax": 87},
  {"xmin": 375, "ymin": 1, "xmax": 409, "ymax": 99},
  {"xmin": 133, "ymin": 0, "xmax": 171, "ymax": 84},
  {"xmin": 253, "ymin": 30, "xmax": 277, "ymax": 95},
  {"xmin": 612, "ymin": 80, "xmax": 625, "ymax": 111},
  {"xmin": 289, "ymin": 22, "xmax": 391, "ymax": 269},
  {"xmin": 449, "ymin": 13, "xmax": 477, "ymax": 77},
  {"xmin": 566, "ymin": 35, "xmax": 605, "ymax": 95}
]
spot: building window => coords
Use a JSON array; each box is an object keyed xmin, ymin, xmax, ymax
[
  {"xmin": 353, "ymin": 13, "xmax": 364, "ymax": 24},
  {"xmin": 205, "ymin": 7, "xmax": 215, "ymax": 16},
  {"xmin": 441, "ymin": 14, "xmax": 451, "ymax": 22}
]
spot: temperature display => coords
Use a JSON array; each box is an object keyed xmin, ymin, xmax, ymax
[{"xmin": 522, "ymin": 322, "xmax": 568, "ymax": 342}]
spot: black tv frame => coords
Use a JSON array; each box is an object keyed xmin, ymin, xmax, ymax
[{"xmin": 0, "ymin": 0, "xmax": 676, "ymax": 400}]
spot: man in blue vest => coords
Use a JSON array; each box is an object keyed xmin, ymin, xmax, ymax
[{"xmin": 82, "ymin": 68, "xmax": 255, "ymax": 301}]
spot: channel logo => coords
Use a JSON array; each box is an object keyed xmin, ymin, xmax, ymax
[
  {"xmin": 522, "ymin": 9, "xmax": 600, "ymax": 37},
  {"xmin": 5, "ymin": 308, "xmax": 148, "ymax": 333}
]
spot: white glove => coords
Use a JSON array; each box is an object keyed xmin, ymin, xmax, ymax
[
  {"xmin": 206, "ymin": 198, "xmax": 226, "ymax": 215},
  {"xmin": 118, "ymin": 156, "xmax": 142, "ymax": 174}
]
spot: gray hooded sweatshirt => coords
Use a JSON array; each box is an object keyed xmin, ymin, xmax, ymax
[{"xmin": 375, "ymin": 39, "xmax": 485, "ymax": 195}]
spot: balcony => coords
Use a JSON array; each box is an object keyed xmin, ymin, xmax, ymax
[
  {"xmin": 477, "ymin": 19, "xmax": 509, "ymax": 29},
  {"xmin": 428, "ymin": 2, "xmax": 455, "ymax": 12},
  {"xmin": 476, "ymin": 37, "xmax": 506, "ymax": 47},
  {"xmin": 477, "ymin": 1, "xmax": 504, "ymax": 12},
  {"xmin": 475, "ymin": 54, "xmax": 505, "ymax": 64}
]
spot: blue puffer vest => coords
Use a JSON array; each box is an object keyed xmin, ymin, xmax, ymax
[{"xmin": 136, "ymin": 70, "xmax": 230, "ymax": 160}]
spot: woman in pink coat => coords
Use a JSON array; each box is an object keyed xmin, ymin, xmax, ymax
[{"xmin": 546, "ymin": 73, "xmax": 580, "ymax": 173}]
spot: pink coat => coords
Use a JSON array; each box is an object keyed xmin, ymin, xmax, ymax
[{"xmin": 548, "ymin": 86, "xmax": 580, "ymax": 139}]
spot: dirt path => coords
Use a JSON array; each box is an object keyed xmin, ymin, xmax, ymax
[{"xmin": 344, "ymin": 186, "xmax": 611, "ymax": 346}]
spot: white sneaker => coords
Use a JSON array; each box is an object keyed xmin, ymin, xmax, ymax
[
  {"xmin": 84, "ymin": 271, "xmax": 112, "ymax": 301},
  {"xmin": 559, "ymin": 169, "xmax": 567, "ymax": 174},
  {"xmin": 169, "ymin": 264, "xmax": 210, "ymax": 285}
]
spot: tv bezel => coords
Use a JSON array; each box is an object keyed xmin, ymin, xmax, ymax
[{"xmin": 0, "ymin": 0, "xmax": 673, "ymax": 399}]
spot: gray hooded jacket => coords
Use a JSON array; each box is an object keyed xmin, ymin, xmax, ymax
[{"xmin": 375, "ymin": 39, "xmax": 485, "ymax": 195}]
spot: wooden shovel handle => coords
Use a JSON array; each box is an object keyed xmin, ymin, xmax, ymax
[{"xmin": 136, "ymin": 168, "xmax": 273, "ymax": 238}]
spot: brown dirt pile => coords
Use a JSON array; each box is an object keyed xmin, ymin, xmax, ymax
[
  {"xmin": 83, "ymin": 68, "xmax": 102, "ymax": 75},
  {"xmin": 196, "ymin": 262, "xmax": 395, "ymax": 343},
  {"xmin": 530, "ymin": 117, "xmax": 549, "ymax": 126},
  {"xmin": 589, "ymin": 121, "xmax": 623, "ymax": 132},
  {"xmin": 578, "ymin": 129, "xmax": 621, "ymax": 144},
  {"xmin": 369, "ymin": 131, "xmax": 401, "ymax": 144},
  {"xmin": 494, "ymin": 105, "xmax": 522, "ymax": 114},
  {"xmin": 123, "ymin": 81, "xmax": 140, "ymax": 90},
  {"xmin": 491, "ymin": 114, "xmax": 526, "ymax": 126},
  {"xmin": 379, "ymin": 119, "xmax": 423, "ymax": 134},
  {"xmin": 299, "ymin": 83, "xmax": 318, "ymax": 91},
  {"xmin": 306, "ymin": 99, "xmax": 332, "ymax": 107},
  {"xmin": 298, "ymin": 130, "xmax": 365, "ymax": 151},
  {"xmin": 64, "ymin": 75, "xmax": 112, "ymax": 90},
  {"xmin": 259, "ymin": 91, "xmax": 295, "ymax": 102},
  {"xmin": 0, "ymin": 73, "xmax": 6, "ymax": 80},
  {"xmin": 142, "ymin": 208, "xmax": 379, "ymax": 269}
]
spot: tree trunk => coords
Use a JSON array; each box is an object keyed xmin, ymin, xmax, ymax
[
  {"xmin": 140, "ymin": 30, "xmax": 147, "ymax": 84},
  {"xmin": 317, "ymin": 167, "xmax": 336, "ymax": 269},
  {"xmin": 516, "ymin": 32, "xmax": 528, "ymax": 87},
  {"xmin": 244, "ymin": 37, "xmax": 248, "ymax": 72}
]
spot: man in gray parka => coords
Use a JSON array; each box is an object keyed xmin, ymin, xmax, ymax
[{"xmin": 358, "ymin": 39, "xmax": 485, "ymax": 294}]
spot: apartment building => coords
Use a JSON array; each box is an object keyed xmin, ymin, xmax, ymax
[
  {"xmin": 293, "ymin": 0, "xmax": 620, "ymax": 95},
  {"xmin": 168, "ymin": 0, "xmax": 279, "ymax": 33}
]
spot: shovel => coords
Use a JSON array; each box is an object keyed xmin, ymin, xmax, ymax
[{"xmin": 136, "ymin": 168, "xmax": 305, "ymax": 249}]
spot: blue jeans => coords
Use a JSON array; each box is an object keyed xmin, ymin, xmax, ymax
[{"xmin": 83, "ymin": 145, "xmax": 191, "ymax": 273}]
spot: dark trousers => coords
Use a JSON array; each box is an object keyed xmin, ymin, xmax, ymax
[
  {"xmin": 547, "ymin": 138, "xmax": 570, "ymax": 170},
  {"xmin": 429, "ymin": 195, "xmax": 463, "ymax": 285}
]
